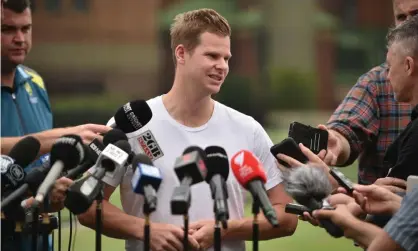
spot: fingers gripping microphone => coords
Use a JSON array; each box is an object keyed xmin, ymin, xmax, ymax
[
  {"xmin": 231, "ymin": 150, "xmax": 279, "ymax": 227},
  {"xmin": 282, "ymin": 165, "xmax": 344, "ymax": 238},
  {"xmin": 204, "ymin": 146, "xmax": 230, "ymax": 229},
  {"xmin": 109, "ymin": 100, "xmax": 153, "ymax": 133},
  {"xmin": 171, "ymin": 146, "xmax": 207, "ymax": 215},
  {"xmin": 35, "ymin": 135, "xmax": 85, "ymax": 204},
  {"xmin": 131, "ymin": 154, "xmax": 162, "ymax": 214}
]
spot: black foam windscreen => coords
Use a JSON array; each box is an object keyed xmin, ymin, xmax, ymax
[
  {"xmin": 113, "ymin": 140, "xmax": 132, "ymax": 155},
  {"xmin": 50, "ymin": 134, "xmax": 85, "ymax": 171},
  {"xmin": 103, "ymin": 129, "xmax": 128, "ymax": 146},
  {"xmin": 132, "ymin": 154, "xmax": 153, "ymax": 167},
  {"xmin": 204, "ymin": 146, "xmax": 229, "ymax": 182},
  {"xmin": 8, "ymin": 136, "xmax": 41, "ymax": 167},
  {"xmin": 114, "ymin": 100, "xmax": 153, "ymax": 133}
]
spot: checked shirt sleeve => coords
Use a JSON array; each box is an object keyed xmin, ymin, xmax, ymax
[{"xmin": 327, "ymin": 71, "xmax": 381, "ymax": 166}]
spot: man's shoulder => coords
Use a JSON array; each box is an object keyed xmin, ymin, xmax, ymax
[
  {"xmin": 18, "ymin": 65, "xmax": 46, "ymax": 90},
  {"xmin": 216, "ymin": 101, "xmax": 257, "ymax": 125},
  {"xmin": 358, "ymin": 63, "xmax": 388, "ymax": 84}
]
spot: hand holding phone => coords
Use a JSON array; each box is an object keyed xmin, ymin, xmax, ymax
[
  {"xmin": 270, "ymin": 137, "xmax": 308, "ymax": 168},
  {"xmin": 289, "ymin": 122, "xmax": 328, "ymax": 155}
]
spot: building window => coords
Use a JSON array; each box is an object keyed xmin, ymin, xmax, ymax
[
  {"xmin": 73, "ymin": 0, "xmax": 89, "ymax": 11},
  {"xmin": 45, "ymin": 0, "xmax": 61, "ymax": 11}
]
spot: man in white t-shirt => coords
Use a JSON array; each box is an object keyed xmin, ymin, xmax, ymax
[{"xmin": 78, "ymin": 8, "xmax": 297, "ymax": 251}]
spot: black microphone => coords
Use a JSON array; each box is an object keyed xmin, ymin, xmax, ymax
[
  {"xmin": 109, "ymin": 100, "xmax": 153, "ymax": 133},
  {"xmin": 65, "ymin": 139, "xmax": 105, "ymax": 180},
  {"xmin": 64, "ymin": 140, "xmax": 131, "ymax": 215},
  {"xmin": 131, "ymin": 154, "xmax": 162, "ymax": 213},
  {"xmin": 34, "ymin": 135, "xmax": 85, "ymax": 204},
  {"xmin": 1, "ymin": 160, "xmax": 51, "ymax": 210},
  {"xmin": 282, "ymin": 165, "xmax": 344, "ymax": 238},
  {"xmin": 204, "ymin": 146, "xmax": 230, "ymax": 229},
  {"xmin": 171, "ymin": 146, "xmax": 207, "ymax": 215},
  {"xmin": 1, "ymin": 136, "xmax": 41, "ymax": 191}
]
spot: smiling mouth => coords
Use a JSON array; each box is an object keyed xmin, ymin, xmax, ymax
[{"xmin": 209, "ymin": 75, "xmax": 222, "ymax": 81}]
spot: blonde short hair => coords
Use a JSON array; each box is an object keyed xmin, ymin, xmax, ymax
[{"xmin": 170, "ymin": 8, "xmax": 231, "ymax": 65}]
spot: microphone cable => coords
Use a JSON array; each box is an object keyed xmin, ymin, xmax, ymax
[
  {"xmin": 58, "ymin": 211, "xmax": 62, "ymax": 251},
  {"xmin": 72, "ymin": 212, "xmax": 78, "ymax": 251},
  {"xmin": 68, "ymin": 211, "xmax": 73, "ymax": 251}
]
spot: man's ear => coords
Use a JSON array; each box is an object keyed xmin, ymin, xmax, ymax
[
  {"xmin": 175, "ymin": 45, "xmax": 186, "ymax": 65},
  {"xmin": 405, "ymin": 56, "xmax": 415, "ymax": 76}
]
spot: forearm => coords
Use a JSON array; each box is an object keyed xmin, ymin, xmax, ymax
[
  {"xmin": 1, "ymin": 137, "xmax": 25, "ymax": 155},
  {"xmin": 77, "ymin": 200, "xmax": 144, "ymax": 240},
  {"xmin": 1, "ymin": 128, "xmax": 68, "ymax": 156},
  {"xmin": 333, "ymin": 130, "xmax": 352, "ymax": 166},
  {"xmin": 32, "ymin": 128, "xmax": 71, "ymax": 155},
  {"xmin": 224, "ymin": 205, "xmax": 297, "ymax": 241},
  {"xmin": 344, "ymin": 219, "xmax": 383, "ymax": 248}
]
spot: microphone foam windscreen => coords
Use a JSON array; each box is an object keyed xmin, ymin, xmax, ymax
[
  {"xmin": 50, "ymin": 135, "xmax": 85, "ymax": 171},
  {"xmin": 8, "ymin": 136, "xmax": 41, "ymax": 167},
  {"xmin": 113, "ymin": 140, "xmax": 132, "ymax": 155},
  {"xmin": 282, "ymin": 165, "xmax": 332, "ymax": 209},
  {"xmin": 204, "ymin": 146, "xmax": 229, "ymax": 182},
  {"xmin": 103, "ymin": 129, "xmax": 128, "ymax": 146},
  {"xmin": 114, "ymin": 100, "xmax": 153, "ymax": 133},
  {"xmin": 132, "ymin": 154, "xmax": 153, "ymax": 167}
]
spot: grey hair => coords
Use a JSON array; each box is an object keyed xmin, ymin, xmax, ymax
[{"xmin": 387, "ymin": 15, "xmax": 418, "ymax": 56}]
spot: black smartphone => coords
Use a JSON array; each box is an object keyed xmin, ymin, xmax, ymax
[
  {"xmin": 270, "ymin": 137, "xmax": 309, "ymax": 167},
  {"xmin": 329, "ymin": 167, "xmax": 355, "ymax": 194},
  {"xmin": 285, "ymin": 203, "xmax": 312, "ymax": 216},
  {"xmin": 288, "ymin": 122, "xmax": 328, "ymax": 154}
]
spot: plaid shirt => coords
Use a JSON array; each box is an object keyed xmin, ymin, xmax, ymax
[
  {"xmin": 327, "ymin": 63, "xmax": 412, "ymax": 184},
  {"xmin": 384, "ymin": 188, "xmax": 418, "ymax": 251}
]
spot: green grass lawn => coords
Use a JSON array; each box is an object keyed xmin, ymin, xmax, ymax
[{"xmin": 55, "ymin": 129, "xmax": 360, "ymax": 251}]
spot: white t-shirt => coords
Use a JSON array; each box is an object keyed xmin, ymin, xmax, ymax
[{"xmin": 100, "ymin": 96, "xmax": 283, "ymax": 251}]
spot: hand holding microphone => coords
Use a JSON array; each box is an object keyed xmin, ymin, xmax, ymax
[{"xmin": 282, "ymin": 165, "xmax": 344, "ymax": 237}]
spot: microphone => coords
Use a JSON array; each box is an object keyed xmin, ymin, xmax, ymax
[
  {"xmin": 171, "ymin": 146, "xmax": 207, "ymax": 215},
  {"xmin": 93, "ymin": 140, "xmax": 131, "ymax": 179},
  {"xmin": 64, "ymin": 140, "xmax": 131, "ymax": 215},
  {"xmin": 65, "ymin": 139, "xmax": 105, "ymax": 180},
  {"xmin": 204, "ymin": 146, "xmax": 230, "ymax": 228},
  {"xmin": 109, "ymin": 100, "xmax": 153, "ymax": 133},
  {"xmin": 1, "ymin": 160, "xmax": 51, "ymax": 210},
  {"xmin": 1, "ymin": 136, "xmax": 41, "ymax": 191},
  {"xmin": 282, "ymin": 165, "xmax": 344, "ymax": 238},
  {"xmin": 103, "ymin": 128, "xmax": 128, "ymax": 146},
  {"xmin": 34, "ymin": 135, "xmax": 85, "ymax": 204},
  {"xmin": 131, "ymin": 154, "xmax": 162, "ymax": 213},
  {"xmin": 230, "ymin": 150, "xmax": 279, "ymax": 227}
]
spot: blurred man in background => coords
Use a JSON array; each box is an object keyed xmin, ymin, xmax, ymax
[
  {"xmin": 1, "ymin": 0, "xmax": 110, "ymax": 250},
  {"xmin": 321, "ymin": 0, "xmax": 418, "ymax": 189}
]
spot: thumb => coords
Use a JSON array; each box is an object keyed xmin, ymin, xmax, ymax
[{"xmin": 317, "ymin": 124, "xmax": 328, "ymax": 131}]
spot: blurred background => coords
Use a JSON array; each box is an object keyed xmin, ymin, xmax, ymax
[{"xmin": 26, "ymin": 0, "xmax": 394, "ymax": 250}]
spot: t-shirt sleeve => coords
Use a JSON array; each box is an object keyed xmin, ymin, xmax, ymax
[
  {"xmin": 251, "ymin": 119, "xmax": 283, "ymax": 190},
  {"xmin": 384, "ymin": 188, "xmax": 418, "ymax": 251},
  {"xmin": 87, "ymin": 117, "xmax": 126, "ymax": 187}
]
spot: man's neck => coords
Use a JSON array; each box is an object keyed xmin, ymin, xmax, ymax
[
  {"xmin": 1, "ymin": 69, "xmax": 16, "ymax": 88},
  {"xmin": 163, "ymin": 77, "xmax": 214, "ymax": 128}
]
